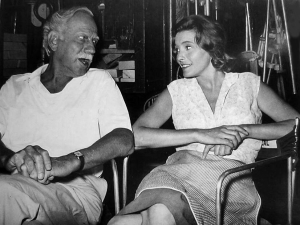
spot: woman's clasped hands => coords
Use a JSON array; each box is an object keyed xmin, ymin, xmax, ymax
[{"xmin": 200, "ymin": 125, "xmax": 249, "ymax": 159}]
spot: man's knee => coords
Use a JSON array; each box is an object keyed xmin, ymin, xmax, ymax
[
  {"xmin": 108, "ymin": 215, "xmax": 122, "ymax": 225},
  {"xmin": 108, "ymin": 214, "xmax": 142, "ymax": 225},
  {"xmin": 0, "ymin": 175, "xmax": 16, "ymax": 194}
]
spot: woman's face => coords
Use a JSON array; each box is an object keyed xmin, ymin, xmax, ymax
[{"xmin": 174, "ymin": 30, "xmax": 211, "ymax": 78}]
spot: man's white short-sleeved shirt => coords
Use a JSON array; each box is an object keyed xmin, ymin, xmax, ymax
[{"xmin": 0, "ymin": 64, "xmax": 132, "ymax": 158}]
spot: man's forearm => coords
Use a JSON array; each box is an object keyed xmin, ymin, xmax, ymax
[
  {"xmin": 81, "ymin": 128, "xmax": 134, "ymax": 169},
  {"xmin": 52, "ymin": 128, "xmax": 134, "ymax": 177}
]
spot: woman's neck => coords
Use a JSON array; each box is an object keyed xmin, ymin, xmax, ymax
[{"xmin": 196, "ymin": 70, "xmax": 225, "ymax": 91}]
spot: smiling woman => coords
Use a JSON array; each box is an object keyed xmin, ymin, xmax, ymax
[{"xmin": 108, "ymin": 13, "xmax": 300, "ymax": 225}]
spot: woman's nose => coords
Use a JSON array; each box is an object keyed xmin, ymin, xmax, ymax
[{"xmin": 177, "ymin": 52, "xmax": 185, "ymax": 62}]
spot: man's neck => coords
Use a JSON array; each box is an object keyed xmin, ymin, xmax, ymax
[{"xmin": 40, "ymin": 64, "xmax": 73, "ymax": 94}]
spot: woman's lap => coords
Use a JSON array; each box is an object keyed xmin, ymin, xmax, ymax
[{"xmin": 119, "ymin": 151, "xmax": 261, "ymax": 225}]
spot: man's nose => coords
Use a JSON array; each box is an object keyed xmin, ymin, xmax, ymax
[{"xmin": 84, "ymin": 41, "xmax": 96, "ymax": 55}]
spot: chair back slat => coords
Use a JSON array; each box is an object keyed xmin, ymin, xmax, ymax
[{"xmin": 143, "ymin": 94, "xmax": 159, "ymax": 112}]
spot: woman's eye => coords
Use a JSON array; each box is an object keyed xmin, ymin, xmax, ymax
[
  {"xmin": 186, "ymin": 46, "xmax": 191, "ymax": 50},
  {"xmin": 173, "ymin": 48, "xmax": 179, "ymax": 54}
]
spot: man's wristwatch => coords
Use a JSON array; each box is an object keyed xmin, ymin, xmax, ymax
[{"xmin": 73, "ymin": 151, "xmax": 85, "ymax": 172}]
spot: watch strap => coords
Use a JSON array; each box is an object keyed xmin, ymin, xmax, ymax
[{"xmin": 73, "ymin": 151, "xmax": 85, "ymax": 172}]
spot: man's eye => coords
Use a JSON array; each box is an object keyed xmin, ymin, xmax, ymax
[
  {"xmin": 79, "ymin": 36, "xmax": 87, "ymax": 41},
  {"xmin": 92, "ymin": 39, "xmax": 99, "ymax": 45}
]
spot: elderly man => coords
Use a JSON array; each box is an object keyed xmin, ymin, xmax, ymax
[{"xmin": 0, "ymin": 6, "xmax": 134, "ymax": 225}]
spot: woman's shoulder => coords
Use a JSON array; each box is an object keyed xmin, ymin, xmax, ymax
[
  {"xmin": 168, "ymin": 78, "xmax": 194, "ymax": 88},
  {"xmin": 227, "ymin": 71, "xmax": 259, "ymax": 79},
  {"xmin": 226, "ymin": 72, "xmax": 261, "ymax": 97},
  {"xmin": 168, "ymin": 78, "xmax": 194, "ymax": 94},
  {"xmin": 226, "ymin": 72, "xmax": 260, "ymax": 84}
]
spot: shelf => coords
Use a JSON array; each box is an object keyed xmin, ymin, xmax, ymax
[{"xmin": 100, "ymin": 49, "xmax": 135, "ymax": 54}]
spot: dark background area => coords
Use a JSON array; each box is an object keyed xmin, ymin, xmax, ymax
[{"xmin": 1, "ymin": 0, "xmax": 300, "ymax": 100}]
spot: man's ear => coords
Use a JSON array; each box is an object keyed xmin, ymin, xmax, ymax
[{"xmin": 48, "ymin": 31, "xmax": 59, "ymax": 52}]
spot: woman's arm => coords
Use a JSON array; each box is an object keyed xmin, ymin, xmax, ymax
[
  {"xmin": 243, "ymin": 81, "xmax": 300, "ymax": 140},
  {"xmin": 133, "ymin": 89, "xmax": 248, "ymax": 150}
]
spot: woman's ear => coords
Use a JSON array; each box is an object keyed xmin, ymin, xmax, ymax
[{"xmin": 48, "ymin": 31, "xmax": 59, "ymax": 52}]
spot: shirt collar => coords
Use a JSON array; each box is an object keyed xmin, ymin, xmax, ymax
[{"xmin": 15, "ymin": 64, "xmax": 49, "ymax": 84}]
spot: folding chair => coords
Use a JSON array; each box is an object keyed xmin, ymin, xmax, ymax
[
  {"xmin": 216, "ymin": 117, "xmax": 299, "ymax": 225},
  {"xmin": 143, "ymin": 94, "xmax": 159, "ymax": 112},
  {"xmin": 119, "ymin": 95, "xmax": 300, "ymax": 225},
  {"xmin": 111, "ymin": 157, "xmax": 129, "ymax": 214},
  {"xmin": 119, "ymin": 94, "xmax": 160, "ymax": 211}
]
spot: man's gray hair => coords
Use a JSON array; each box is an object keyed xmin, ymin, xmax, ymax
[{"xmin": 43, "ymin": 6, "xmax": 94, "ymax": 56}]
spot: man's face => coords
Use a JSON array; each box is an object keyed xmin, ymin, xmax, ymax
[{"xmin": 54, "ymin": 11, "xmax": 99, "ymax": 78}]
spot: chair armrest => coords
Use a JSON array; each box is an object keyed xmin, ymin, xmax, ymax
[
  {"xmin": 216, "ymin": 117, "xmax": 299, "ymax": 225},
  {"xmin": 216, "ymin": 152, "xmax": 296, "ymax": 225}
]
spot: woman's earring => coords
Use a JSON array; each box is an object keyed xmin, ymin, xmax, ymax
[{"xmin": 211, "ymin": 58, "xmax": 216, "ymax": 67}]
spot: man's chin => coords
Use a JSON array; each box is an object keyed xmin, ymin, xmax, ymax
[
  {"xmin": 72, "ymin": 69, "xmax": 89, "ymax": 78},
  {"xmin": 78, "ymin": 65, "xmax": 90, "ymax": 75}
]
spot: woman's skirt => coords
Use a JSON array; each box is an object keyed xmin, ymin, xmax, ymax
[{"xmin": 119, "ymin": 150, "xmax": 261, "ymax": 225}]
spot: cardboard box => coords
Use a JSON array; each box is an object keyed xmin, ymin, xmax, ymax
[
  {"xmin": 118, "ymin": 60, "xmax": 135, "ymax": 70},
  {"xmin": 113, "ymin": 77, "xmax": 120, "ymax": 82},
  {"xmin": 120, "ymin": 78, "xmax": 135, "ymax": 82},
  {"xmin": 107, "ymin": 69, "xmax": 119, "ymax": 78},
  {"xmin": 122, "ymin": 70, "xmax": 135, "ymax": 79},
  {"xmin": 102, "ymin": 53, "xmax": 122, "ymax": 64}
]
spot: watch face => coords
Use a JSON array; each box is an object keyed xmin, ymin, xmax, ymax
[{"xmin": 74, "ymin": 151, "xmax": 83, "ymax": 157}]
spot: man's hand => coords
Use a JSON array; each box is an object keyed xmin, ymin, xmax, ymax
[{"xmin": 6, "ymin": 145, "xmax": 52, "ymax": 183}]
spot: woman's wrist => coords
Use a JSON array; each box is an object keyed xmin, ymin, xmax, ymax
[
  {"xmin": 191, "ymin": 129, "xmax": 202, "ymax": 143},
  {"xmin": 241, "ymin": 124, "xmax": 253, "ymax": 139}
]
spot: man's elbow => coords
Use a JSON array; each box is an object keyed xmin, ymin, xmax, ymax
[{"xmin": 115, "ymin": 128, "xmax": 135, "ymax": 156}]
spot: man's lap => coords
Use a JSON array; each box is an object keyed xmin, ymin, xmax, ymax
[{"xmin": 0, "ymin": 174, "xmax": 106, "ymax": 225}]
